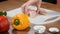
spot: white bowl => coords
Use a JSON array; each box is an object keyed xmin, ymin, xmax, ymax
[
  {"xmin": 49, "ymin": 27, "xmax": 59, "ymax": 32},
  {"xmin": 33, "ymin": 25, "xmax": 46, "ymax": 33}
]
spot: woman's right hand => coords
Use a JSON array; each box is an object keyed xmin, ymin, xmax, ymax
[{"xmin": 21, "ymin": 0, "xmax": 48, "ymax": 16}]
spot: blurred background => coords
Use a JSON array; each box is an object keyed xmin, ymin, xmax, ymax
[
  {"xmin": 0, "ymin": 0, "xmax": 60, "ymax": 12},
  {"xmin": 42, "ymin": 0, "xmax": 56, "ymax": 4},
  {"xmin": 0, "ymin": 0, "xmax": 57, "ymax": 4}
]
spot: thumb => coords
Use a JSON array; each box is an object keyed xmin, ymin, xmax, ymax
[{"xmin": 24, "ymin": 5, "xmax": 29, "ymax": 15}]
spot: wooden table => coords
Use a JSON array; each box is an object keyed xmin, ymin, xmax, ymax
[
  {"xmin": 41, "ymin": 2, "xmax": 60, "ymax": 12},
  {"xmin": 0, "ymin": 0, "xmax": 60, "ymax": 34}
]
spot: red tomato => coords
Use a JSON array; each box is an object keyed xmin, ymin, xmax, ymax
[{"xmin": 0, "ymin": 16, "xmax": 10, "ymax": 32}]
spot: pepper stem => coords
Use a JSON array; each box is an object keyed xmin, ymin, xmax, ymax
[{"xmin": 14, "ymin": 19, "xmax": 19, "ymax": 26}]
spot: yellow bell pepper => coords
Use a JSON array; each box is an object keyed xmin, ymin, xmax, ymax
[{"xmin": 12, "ymin": 14, "xmax": 30, "ymax": 30}]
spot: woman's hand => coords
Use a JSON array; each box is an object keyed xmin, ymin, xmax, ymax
[{"xmin": 21, "ymin": 0, "xmax": 47, "ymax": 16}]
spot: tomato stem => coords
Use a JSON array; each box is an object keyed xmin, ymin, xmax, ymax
[
  {"xmin": 3, "ymin": 11, "xmax": 7, "ymax": 16},
  {"xmin": 0, "ymin": 12, "xmax": 3, "ymax": 16},
  {"xmin": 0, "ymin": 11, "xmax": 7, "ymax": 16}
]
